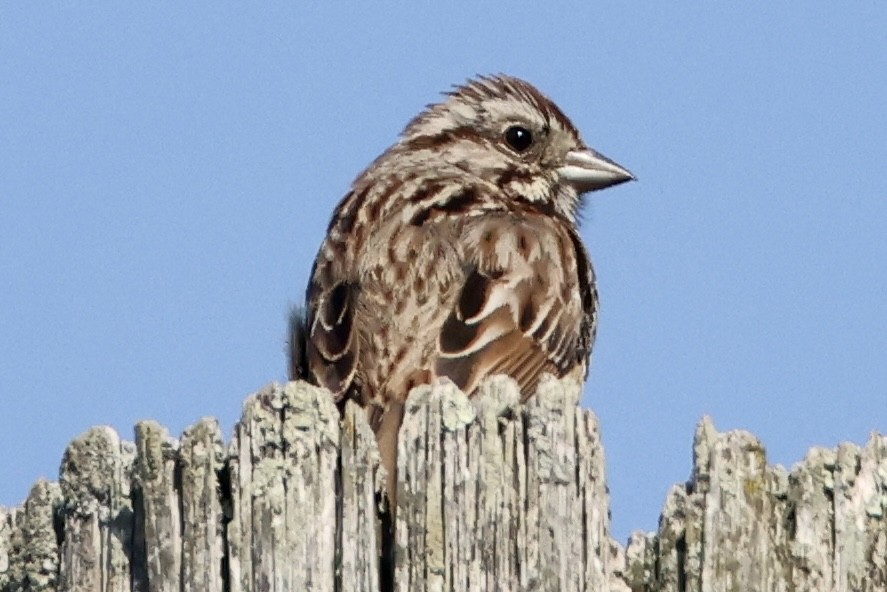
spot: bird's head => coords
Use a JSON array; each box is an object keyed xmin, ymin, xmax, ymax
[{"xmin": 398, "ymin": 74, "xmax": 634, "ymax": 222}]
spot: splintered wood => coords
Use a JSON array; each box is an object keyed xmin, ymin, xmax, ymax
[
  {"xmin": 1, "ymin": 378, "xmax": 885, "ymax": 591},
  {"xmin": 393, "ymin": 376, "xmax": 620, "ymax": 591}
]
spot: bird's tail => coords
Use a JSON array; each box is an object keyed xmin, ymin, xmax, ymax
[{"xmin": 287, "ymin": 305, "xmax": 309, "ymax": 381}]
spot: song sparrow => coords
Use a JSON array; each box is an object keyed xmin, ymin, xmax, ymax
[{"xmin": 290, "ymin": 74, "xmax": 633, "ymax": 499}]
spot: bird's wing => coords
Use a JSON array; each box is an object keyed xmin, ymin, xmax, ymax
[
  {"xmin": 434, "ymin": 212, "xmax": 596, "ymax": 399},
  {"xmin": 304, "ymin": 257, "xmax": 360, "ymax": 403}
]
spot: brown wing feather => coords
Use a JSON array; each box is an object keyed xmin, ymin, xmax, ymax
[
  {"xmin": 305, "ymin": 272, "xmax": 359, "ymax": 402},
  {"xmin": 434, "ymin": 213, "xmax": 590, "ymax": 398}
]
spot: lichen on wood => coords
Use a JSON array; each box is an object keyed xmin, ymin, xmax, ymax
[
  {"xmin": 1, "ymin": 379, "xmax": 885, "ymax": 591},
  {"xmin": 623, "ymin": 417, "xmax": 887, "ymax": 592}
]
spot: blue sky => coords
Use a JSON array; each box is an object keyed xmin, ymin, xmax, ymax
[{"xmin": 2, "ymin": 4, "xmax": 886, "ymax": 543}]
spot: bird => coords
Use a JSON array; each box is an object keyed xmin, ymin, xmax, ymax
[{"xmin": 289, "ymin": 74, "xmax": 634, "ymax": 504}]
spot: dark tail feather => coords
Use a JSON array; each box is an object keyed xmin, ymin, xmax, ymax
[{"xmin": 287, "ymin": 306, "xmax": 309, "ymax": 381}]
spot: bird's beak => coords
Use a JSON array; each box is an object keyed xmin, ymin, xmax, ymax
[{"xmin": 559, "ymin": 148, "xmax": 635, "ymax": 193}]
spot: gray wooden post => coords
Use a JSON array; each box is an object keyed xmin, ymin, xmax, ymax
[{"xmin": 1, "ymin": 377, "xmax": 885, "ymax": 591}]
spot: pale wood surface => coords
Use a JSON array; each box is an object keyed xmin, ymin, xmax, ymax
[
  {"xmin": 1, "ymin": 378, "xmax": 885, "ymax": 591},
  {"xmin": 623, "ymin": 417, "xmax": 887, "ymax": 592}
]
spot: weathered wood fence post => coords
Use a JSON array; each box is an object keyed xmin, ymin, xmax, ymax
[{"xmin": 1, "ymin": 376, "xmax": 885, "ymax": 591}]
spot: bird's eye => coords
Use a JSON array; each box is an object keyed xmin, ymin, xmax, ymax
[{"xmin": 504, "ymin": 125, "xmax": 533, "ymax": 152}]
